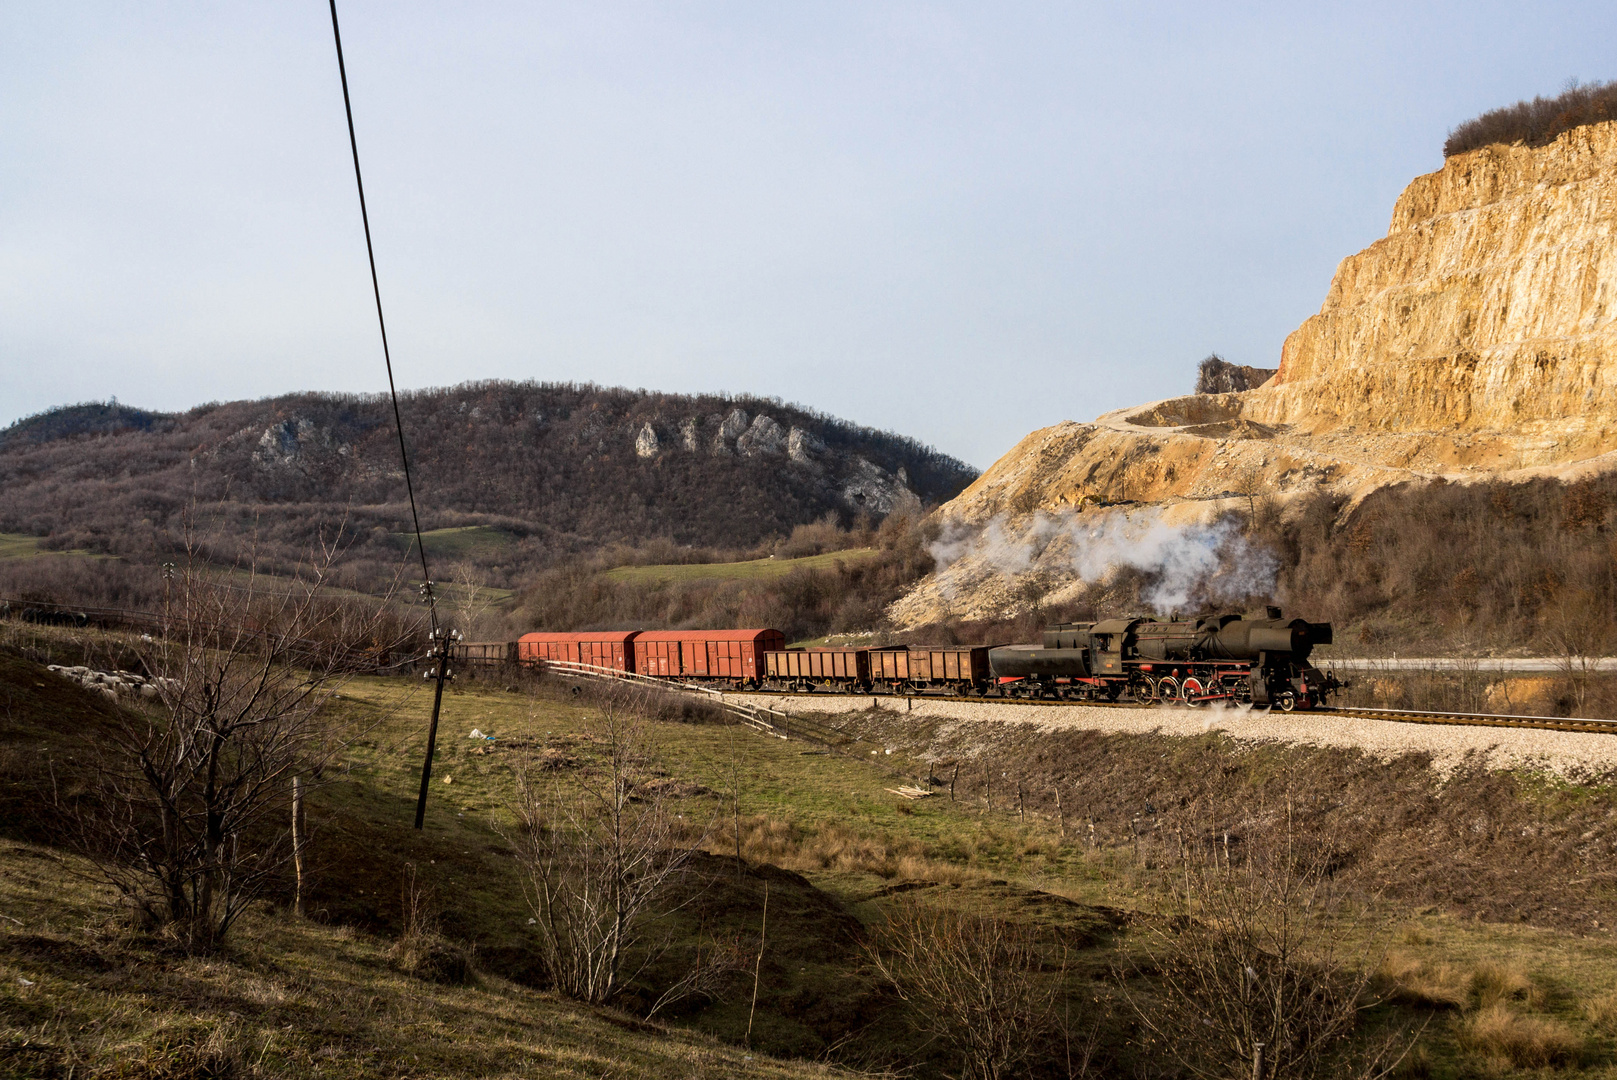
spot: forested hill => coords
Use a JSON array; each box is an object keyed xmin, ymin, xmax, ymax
[{"xmin": 0, "ymin": 382, "xmax": 975, "ymax": 577}]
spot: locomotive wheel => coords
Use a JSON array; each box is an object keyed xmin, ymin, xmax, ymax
[
  {"xmin": 1180, "ymin": 677, "xmax": 1205, "ymax": 708},
  {"xmin": 1277, "ymin": 690, "xmax": 1297, "ymax": 712},
  {"xmin": 1154, "ymin": 676, "xmax": 1178, "ymax": 704}
]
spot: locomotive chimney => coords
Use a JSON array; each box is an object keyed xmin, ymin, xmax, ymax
[{"xmin": 1266, "ymin": 606, "xmax": 1282, "ymax": 619}]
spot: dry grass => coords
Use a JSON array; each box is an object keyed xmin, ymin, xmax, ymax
[
  {"xmin": 1374, "ymin": 950, "xmax": 1467, "ymax": 1010},
  {"xmin": 0, "ymin": 841, "xmax": 844, "ymax": 1079},
  {"xmin": 1469, "ymin": 960, "xmax": 1543, "ymax": 1011},
  {"xmin": 719, "ymin": 814, "xmax": 988, "ymax": 886},
  {"xmin": 1581, "ymin": 990, "xmax": 1617, "ymax": 1034},
  {"xmin": 1461, "ymin": 1004, "xmax": 1582, "ymax": 1068}
]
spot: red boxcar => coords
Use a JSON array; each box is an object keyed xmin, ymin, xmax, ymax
[
  {"xmin": 633, "ymin": 629, "xmax": 786, "ymax": 683},
  {"xmin": 517, "ymin": 631, "xmax": 640, "ymax": 672}
]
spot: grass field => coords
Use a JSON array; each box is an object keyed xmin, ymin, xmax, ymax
[
  {"xmin": 0, "ymin": 532, "xmax": 105, "ymax": 561},
  {"xmin": 395, "ymin": 525, "xmax": 518, "ymax": 561},
  {"xmin": 11, "ymin": 620, "xmax": 1617, "ymax": 1076},
  {"xmin": 603, "ymin": 548, "xmax": 880, "ymax": 585}
]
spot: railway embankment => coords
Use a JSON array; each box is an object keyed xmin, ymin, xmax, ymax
[
  {"xmin": 742, "ymin": 691, "xmax": 1617, "ymax": 936},
  {"xmin": 737, "ymin": 692, "xmax": 1617, "ymax": 775}
]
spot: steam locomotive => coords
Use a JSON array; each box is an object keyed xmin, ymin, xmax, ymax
[
  {"xmin": 985, "ymin": 607, "xmax": 1339, "ymax": 710},
  {"xmin": 464, "ymin": 607, "xmax": 1341, "ymax": 710}
]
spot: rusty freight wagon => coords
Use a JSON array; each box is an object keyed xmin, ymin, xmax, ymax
[
  {"xmin": 634, "ymin": 629, "xmax": 785, "ymax": 684},
  {"xmin": 764, "ymin": 647, "xmax": 871, "ymax": 691},
  {"xmin": 902, "ymin": 646, "xmax": 992, "ymax": 692},
  {"xmin": 516, "ymin": 631, "xmax": 640, "ymax": 672},
  {"xmin": 450, "ymin": 641, "xmax": 517, "ymax": 668}
]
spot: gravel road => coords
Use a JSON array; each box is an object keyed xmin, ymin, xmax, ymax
[{"xmin": 732, "ymin": 693, "xmax": 1617, "ymax": 776}]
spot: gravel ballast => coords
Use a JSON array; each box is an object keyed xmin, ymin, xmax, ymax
[{"xmin": 733, "ymin": 693, "xmax": 1617, "ymax": 776}]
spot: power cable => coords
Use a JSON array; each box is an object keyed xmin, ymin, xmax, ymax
[{"xmin": 326, "ymin": 0, "xmax": 454, "ymax": 830}]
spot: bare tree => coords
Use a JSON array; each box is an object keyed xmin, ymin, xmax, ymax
[
  {"xmin": 74, "ymin": 533, "xmax": 395, "ymax": 950},
  {"xmin": 1127, "ymin": 801, "xmax": 1409, "ymax": 1080},
  {"xmin": 508, "ymin": 689, "xmax": 711, "ymax": 1004},
  {"xmin": 867, "ymin": 897, "xmax": 1075, "ymax": 1080},
  {"xmin": 1545, "ymin": 588, "xmax": 1613, "ymax": 714},
  {"xmin": 444, "ymin": 558, "xmax": 505, "ymax": 643}
]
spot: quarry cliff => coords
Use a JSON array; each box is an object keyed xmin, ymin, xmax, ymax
[{"xmin": 895, "ymin": 120, "xmax": 1617, "ymax": 624}]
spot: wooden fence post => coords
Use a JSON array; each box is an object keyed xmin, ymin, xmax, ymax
[
  {"xmin": 292, "ymin": 776, "xmax": 306, "ymax": 919},
  {"xmin": 950, "ymin": 763, "xmax": 958, "ymax": 802}
]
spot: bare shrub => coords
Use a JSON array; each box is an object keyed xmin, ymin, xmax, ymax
[
  {"xmin": 866, "ymin": 897, "xmax": 1077, "ymax": 1080},
  {"xmin": 506, "ymin": 692, "xmax": 710, "ymax": 1004},
  {"xmin": 1127, "ymin": 801, "xmax": 1408, "ymax": 1080},
  {"xmin": 70, "ymin": 540, "xmax": 387, "ymax": 951},
  {"xmin": 1545, "ymin": 588, "xmax": 1613, "ymax": 713},
  {"xmin": 1445, "ymin": 79, "xmax": 1617, "ymax": 157},
  {"xmin": 389, "ymin": 865, "xmax": 475, "ymax": 985},
  {"xmin": 1196, "ymin": 354, "xmax": 1277, "ymax": 395}
]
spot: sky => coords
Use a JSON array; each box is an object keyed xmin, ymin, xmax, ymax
[{"xmin": 3, "ymin": 2, "xmax": 1614, "ymax": 469}]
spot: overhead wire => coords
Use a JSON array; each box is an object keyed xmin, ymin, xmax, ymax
[
  {"xmin": 325, "ymin": 0, "xmax": 438, "ymax": 637},
  {"xmin": 326, "ymin": 0, "xmax": 454, "ymax": 829}
]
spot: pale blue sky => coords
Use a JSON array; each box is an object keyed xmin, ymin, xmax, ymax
[{"xmin": 2, "ymin": 2, "xmax": 1612, "ymax": 467}]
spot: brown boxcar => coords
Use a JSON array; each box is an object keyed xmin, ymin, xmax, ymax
[
  {"xmin": 633, "ymin": 629, "xmax": 786, "ymax": 683},
  {"xmin": 905, "ymin": 646, "xmax": 991, "ymax": 689},
  {"xmin": 868, "ymin": 647, "xmax": 912, "ymax": 684},
  {"xmin": 765, "ymin": 647, "xmax": 870, "ymax": 687},
  {"xmin": 516, "ymin": 631, "xmax": 640, "ymax": 672}
]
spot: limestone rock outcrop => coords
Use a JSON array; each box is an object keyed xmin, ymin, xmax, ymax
[
  {"xmin": 949, "ymin": 120, "xmax": 1617, "ymax": 530},
  {"xmin": 895, "ymin": 120, "xmax": 1617, "ymax": 624}
]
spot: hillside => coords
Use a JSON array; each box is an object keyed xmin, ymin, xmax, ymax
[
  {"xmin": 0, "ymin": 382, "xmax": 975, "ymax": 596},
  {"xmin": 895, "ymin": 118, "xmax": 1617, "ymax": 629},
  {"xmin": 14, "ymin": 619, "xmax": 1617, "ymax": 1076}
]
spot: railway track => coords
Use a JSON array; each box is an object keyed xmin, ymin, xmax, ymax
[{"xmin": 740, "ymin": 687, "xmax": 1617, "ymax": 736}]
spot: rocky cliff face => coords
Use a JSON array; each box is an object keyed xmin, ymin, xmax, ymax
[
  {"xmin": 892, "ymin": 121, "xmax": 1617, "ymax": 625},
  {"xmin": 1247, "ymin": 121, "xmax": 1617, "ymax": 454}
]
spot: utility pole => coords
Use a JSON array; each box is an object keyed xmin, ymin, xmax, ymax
[{"xmin": 414, "ymin": 607, "xmax": 459, "ymax": 830}]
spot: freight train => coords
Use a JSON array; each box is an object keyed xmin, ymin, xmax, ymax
[{"xmin": 453, "ymin": 607, "xmax": 1342, "ymax": 711}]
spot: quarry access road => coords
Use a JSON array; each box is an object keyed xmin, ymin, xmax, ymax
[{"xmin": 731, "ymin": 692, "xmax": 1617, "ymax": 777}]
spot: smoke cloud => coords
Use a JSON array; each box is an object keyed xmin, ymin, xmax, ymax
[{"xmin": 928, "ymin": 506, "xmax": 1277, "ymax": 614}]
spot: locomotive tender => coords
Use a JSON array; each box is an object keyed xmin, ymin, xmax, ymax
[{"xmin": 471, "ymin": 607, "xmax": 1340, "ymax": 710}]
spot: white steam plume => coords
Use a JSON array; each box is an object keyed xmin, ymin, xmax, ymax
[{"xmin": 928, "ymin": 506, "xmax": 1277, "ymax": 614}]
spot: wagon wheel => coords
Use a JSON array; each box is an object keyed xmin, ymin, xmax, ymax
[
  {"xmin": 1179, "ymin": 677, "xmax": 1205, "ymax": 708},
  {"xmin": 1154, "ymin": 676, "xmax": 1179, "ymax": 704},
  {"xmin": 1276, "ymin": 690, "xmax": 1297, "ymax": 712}
]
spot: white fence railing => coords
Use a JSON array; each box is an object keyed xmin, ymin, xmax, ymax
[{"xmin": 540, "ymin": 660, "xmax": 798, "ymax": 740}]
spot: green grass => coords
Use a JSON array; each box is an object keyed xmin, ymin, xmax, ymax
[
  {"xmin": 18, "ymin": 624, "xmax": 1617, "ymax": 1076},
  {"xmin": 0, "ymin": 532, "xmax": 106, "ymax": 560},
  {"xmin": 396, "ymin": 525, "xmax": 518, "ymax": 561},
  {"xmin": 603, "ymin": 549, "xmax": 880, "ymax": 585},
  {"xmin": 0, "ymin": 841, "xmax": 841, "ymax": 1079}
]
